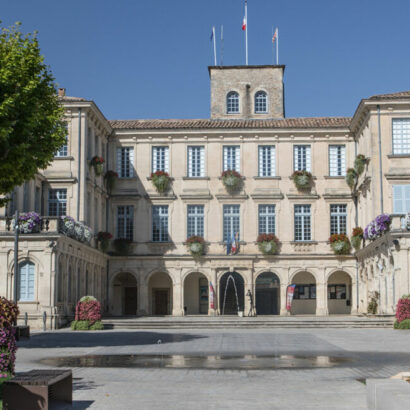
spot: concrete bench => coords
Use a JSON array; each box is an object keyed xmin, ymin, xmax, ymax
[
  {"xmin": 3, "ymin": 369, "xmax": 72, "ymax": 410},
  {"xmin": 367, "ymin": 378, "xmax": 410, "ymax": 410}
]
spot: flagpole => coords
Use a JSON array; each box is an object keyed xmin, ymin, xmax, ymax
[
  {"xmin": 272, "ymin": 26, "xmax": 274, "ymax": 65},
  {"xmin": 213, "ymin": 26, "xmax": 217, "ymax": 66},
  {"xmin": 245, "ymin": 0, "xmax": 248, "ymax": 65},
  {"xmin": 220, "ymin": 24, "xmax": 224, "ymax": 66},
  {"xmin": 276, "ymin": 28, "xmax": 279, "ymax": 65}
]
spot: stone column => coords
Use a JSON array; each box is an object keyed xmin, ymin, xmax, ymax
[
  {"xmin": 280, "ymin": 284, "xmax": 289, "ymax": 315},
  {"xmin": 350, "ymin": 278, "xmax": 358, "ymax": 315},
  {"xmin": 208, "ymin": 270, "xmax": 217, "ymax": 316},
  {"xmin": 315, "ymin": 282, "xmax": 328, "ymax": 316},
  {"xmin": 172, "ymin": 279, "xmax": 184, "ymax": 316},
  {"xmin": 138, "ymin": 282, "xmax": 149, "ymax": 316}
]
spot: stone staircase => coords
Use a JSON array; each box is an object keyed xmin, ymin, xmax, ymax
[{"xmin": 102, "ymin": 315, "xmax": 394, "ymax": 329}]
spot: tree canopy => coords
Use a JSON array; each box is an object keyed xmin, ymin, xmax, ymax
[{"xmin": 0, "ymin": 22, "xmax": 66, "ymax": 207}]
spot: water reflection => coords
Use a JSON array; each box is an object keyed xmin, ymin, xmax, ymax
[{"xmin": 39, "ymin": 354, "xmax": 350, "ymax": 370}]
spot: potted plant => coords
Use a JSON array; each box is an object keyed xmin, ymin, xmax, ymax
[
  {"xmin": 113, "ymin": 238, "xmax": 132, "ymax": 255},
  {"xmin": 351, "ymin": 227, "xmax": 363, "ymax": 251},
  {"xmin": 221, "ymin": 170, "xmax": 242, "ymax": 193},
  {"xmin": 185, "ymin": 236, "xmax": 205, "ymax": 257},
  {"xmin": 354, "ymin": 154, "xmax": 367, "ymax": 175},
  {"xmin": 329, "ymin": 233, "xmax": 351, "ymax": 255},
  {"xmin": 59, "ymin": 215, "xmax": 76, "ymax": 237},
  {"xmin": 257, "ymin": 233, "xmax": 280, "ymax": 255},
  {"xmin": 13, "ymin": 212, "xmax": 42, "ymax": 233},
  {"xmin": 151, "ymin": 170, "xmax": 170, "ymax": 193},
  {"xmin": 90, "ymin": 156, "xmax": 105, "ymax": 176},
  {"xmin": 97, "ymin": 231, "xmax": 112, "ymax": 252},
  {"xmin": 393, "ymin": 295, "xmax": 410, "ymax": 329},
  {"xmin": 291, "ymin": 170, "xmax": 312, "ymax": 190},
  {"xmin": 104, "ymin": 170, "xmax": 118, "ymax": 192},
  {"xmin": 364, "ymin": 214, "xmax": 391, "ymax": 241},
  {"xmin": 345, "ymin": 168, "xmax": 357, "ymax": 188}
]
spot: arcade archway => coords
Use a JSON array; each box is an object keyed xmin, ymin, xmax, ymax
[
  {"xmin": 291, "ymin": 271, "xmax": 316, "ymax": 315},
  {"xmin": 111, "ymin": 272, "xmax": 138, "ymax": 316},
  {"xmin": 255, "ymin": 272, "xmax": 280, "ymax": 315},
  {"xmin": 148, "ymin": 272, "xmax": 173, "ymax": 315},
  {"xmin": 183, "ymin": 272, "xmax": 209, "ymax": 315},
  {"xmin": 219, "ymin": 271, "xmax": 244, "ymax": 315}
]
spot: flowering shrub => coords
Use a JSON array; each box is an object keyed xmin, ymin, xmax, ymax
[
  {"xmin": 221, "ymin": 170, "xmax": 242, "ymax": 193},
  {"xmin": 351, "ymin": 227, "xmax": 363, "ymax": 251},
  {"xmin": 0, "ymin": 298, "xmax": 19, "ymax": 378},
  {"xmin": 364, "ymin": 214, "xmax": 391, "ymax": 241},
  {"xmin": 291, "ymin": 170, "xmax": 312, "ymax": 190},
  {"xmin": 97, "ymin": 231, "xmax": 112, "ymax": 252},
  {"xmin": 329, "ymin": 234, "xmax": 351, "ymax": 255},
  {"xmin": 185, "ymin": 236, "xmax": 205, "ymax": 257},
  {"xmin": 59, "ymin": 216, "xmax": 92, "ymax": 244},
  {"xmin": 71, "ymin": 296, "xmax": 104, "ymax": 331},
  {"xmin": 395, "ymin": 295, "xmax": 410, "ymax": 324},
  {"xmin": 345, "ymin": 168, "xmax": 357, "ymax": 188},
  {"xmin": 256, "ymin": 234, "xmax": 280, "ymax": 255},
  {"xmin": 104, "ymin": 170, "xmax": 118, "ymax": 192},
  {"xmin": 90, "ymin": 156, "xmax": 105, "ymax": 176},
  {"xmin": 151, "ymin": 170, "xmax": 170, "ymax": 193},
  {"xmin": 12, "ymin": 212, "xmax": 42, "ymax": 233},
  {"xmin": 368, "ymin": 291, "xmax": 379, "ymax": 314}
]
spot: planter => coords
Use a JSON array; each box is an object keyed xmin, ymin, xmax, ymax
[
  {"xmin": 345, "ymin": 168, "xmax": 357, "ymax": 188},
  {"xmin": 94, "ymin": 163, "xmax": 104, "ymax": 176},
  {"xmin": 364, "ymin": 214, "xmax": 391, "ymax": 241},
  {"xmin": 258, "ymin": 240, "xmax": 278, "ymax": 255},
  {"xmin": 291, "ymin": 171, "xmax": 312, "ymax": 190},
  {"xmin": 151, "ymin": 171, "xmax": 170, "ymax": 193},
  {"xmin": 329, "ymin": 234, "xmax": 351, "ymax": 255},
  {"xmin": 354, "ymin": 154, "xmax": 367, "ymax": 175},
  {"xmin": 351, "ymin": 235, "xmax": 362, "ymax": 251},
  {"xmin": 13, "ymin": 212, "xmax": 42, "ymax": 233},
  {"xmin": 113, "ymin": 238, "xmax": 132, "ymax": 255},
  {"xmin": 97, "ymin": 232, "xmax": 112, "ymax": 253},
  {"xmin": 90, "ymin": 156, "xmax": 105, "ymax": 176},
  {"xmin": 221, "ymin": 170, "xmax": 242, "ymax": 193},
  {"xmin": 186, "ymin": 236, "xmax": 205, "ymax": 257}
]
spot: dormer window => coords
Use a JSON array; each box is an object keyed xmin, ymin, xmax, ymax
[
  {"xmin": 226, "ymin": 91, "xmax": 239, "ymax": 114},
  {"xmin": 255, "ymin": 91, "xmax": 268, "ymax": 113}
]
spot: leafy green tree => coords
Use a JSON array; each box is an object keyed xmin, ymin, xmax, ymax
[{"xmin": 0, "ymin": 22, "xmax": 66, "ymax": 207}]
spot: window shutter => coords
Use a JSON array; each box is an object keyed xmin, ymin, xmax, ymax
[
  {"xmin": 19, "ymin": 264, "xmax": 27, "ymax": 300},
  {"xmin": 200, "ymin": 146, "xmax": 205, "ymax": 176},
  {"xmin": 28, "ymin": 263, "xmax": 35, "ymax": 300},
  {"xmin": 164, "ymin": 147, "xmax": 169, "ymax": 173},
  {"xmin": 405, "ymin": 185, "xmax": 410, "ymax": 213},
  {"xmin": 116, "ymin": 148, "xmax": 122, "ymax": 175},
  {"xmin": 393, "ymin": 185, "xmax": 403, "ymax": 213},
  {"xmin": 235, "ymin": 146, "xmax": 240, "ymax": 172},
  {"xmin": 340, "ymin": 146, "xmax": 346, "ymax": 176},
  {"xmin": 294, "ymin": 146, "xmax": 299, "ymax": 171},
  {"xmin": 306, "ymin": 146, "xmax": 311, "ymax": 172},
  {"xmin": 271, "ymin": 146, "xmax": 276, "ymax": 176},
  {"xmin": 188, "ymin": 147, "xmax": 193, "ymax": 177},
  {"xmin": 129, "ymin": 148, "xmax": 134, "ymax": 177},
  {"xmin": 223, "ymin": 147, "xmax": 228, "ymax": 171},
  {"xmin": 152, "ymin": 147, "xmax": 157, "ymax": 172}
]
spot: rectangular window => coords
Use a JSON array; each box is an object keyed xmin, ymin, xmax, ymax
[
  {"xmin": 392, "ymin": 118, "xmax": 410, "ymax": 154},
  {"xmin": 223, "ymin": 204, "xmax": 240, "ymax": 242},
  {"xmin": 258, "ymin": 146, "xmax": 276, "ymax": 177},
  {"xmin": 152, "ymin": 146, "xmax": 169, "ymax": 172},
  {"xmin": 294, "ymin": 145, "xmax": 311, "ymax": 172},
  {"xmin": 117, "ymin": 147, "xmax": 134, "ymax": 178},
  {"xmin": 393, "ymin": 185, "xmax": 410, "ymax": 213},
  {"xmin": 188, "ymin": 146, "xmax": 205, "ymax": 177},
  {"xmin": 329, "ymin": 145, "xmax": 346, "ymax": 176},
  {"xmin": 294, "ymin": 204, "xmax": 311, "ymax": 241},
  {"xmin": 328, "ymin": 284, "xmax": 347, "ymax": 300},
  {"xmin": 55, "ymin": 136, "xmax": 68, "ymax": 157},
  {"xmin": 293, "ymin": 284, "xmax": 316, "ymax": 300},
  {"xmin": 330, "ymin": 204, "xmax": 347, "ymax": 235},
  {"xmin": 117, "ymin": 205, "xmax": 134, "ymax": 240},
  {"xmin": 187, "ymin": 205, "xmax": 204, "ymax": 237},
  {"xmin": 48, "ymin": 189, "xmax": 67, "ymax": 216},
  {"xmin": 18, "ymin": 262, "xmax": 35, "ymax": 302},
  {"xmin": 223, "ymin": 146, "xmax": 240, "ymax": 172},
  {"xmin": 152, "ymin": 205, "xmax": 169, "ymax": 242},
  {"xmin": 258, "ymin": 205, "xmax": 276, "ymax": 234}
]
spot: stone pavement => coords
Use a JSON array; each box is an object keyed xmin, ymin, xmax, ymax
[{"xmin": 15, "ymin": 328, "xmax": 410, "ymax": 409}]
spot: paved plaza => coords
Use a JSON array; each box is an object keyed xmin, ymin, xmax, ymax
[{"xmin": 15, "ymin": 328, "xmax": 410, "ymax": 409}]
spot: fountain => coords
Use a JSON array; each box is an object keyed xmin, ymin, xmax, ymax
[{"xmin": 221, "ymin": 273, "xmax": 244, "ymax": 315}]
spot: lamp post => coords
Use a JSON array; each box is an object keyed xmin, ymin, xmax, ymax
[{"xmin": 13, "ymin": 210, "xmax": 19, "ymax": 303}]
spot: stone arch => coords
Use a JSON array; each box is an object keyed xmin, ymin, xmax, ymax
[
  {"xmin": 219, "ymin": 271, "xmax": 245, "ymax": 315},
  {"xmin": 148, "ymin": 271, "xmax": 173, "ymax": 315},
  {"xmin": 110, "ymin": 271, "xmax": 138, "ymax": 316},
  {"xmin": 327, "ymin": 270, "xmax": 352, "ymax": 315},
  {"xmin": 183, "ymin": 271, "xmax": 209, "ymax": 315},
  {"xmin": 289, "ymin": 268, "xmax": 319, "ymax": 284},
  {"xmin": 290, "ymin": 271, "xmax": 316, "ymax": 315},
  {"xmin": 255, "ymin": 271, "xmax": 280, "ymax": 315}
]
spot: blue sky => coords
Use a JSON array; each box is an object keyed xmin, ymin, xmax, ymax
[{"xmin": 2, "ymin": 0, "xmax": 410, "ymax": 120}]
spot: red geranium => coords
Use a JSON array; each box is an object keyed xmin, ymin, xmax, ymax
[
  {"xmin": 329, "ymin": 233, "xmax": 349, "ymax": 243},
  {"xmin": 186, "ymin": 235, "xmax": 205, "ymax": 244},
  {"xmin": 151, "ymin": 170, "xmax": 169, "ymax": 178},
  {"xmin": 221, "ymin": 170, "xmax": 241, "ymax": 178},
  {"xmin": 257, "ymin": 233, "xmax": 279, "ymax": 243},
  {"xmin": 352, "ymin": 227, "xmax": 363, "ymax": 237}
]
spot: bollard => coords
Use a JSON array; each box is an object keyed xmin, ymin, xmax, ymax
[
  {"xmin": 43, "ymin": 311, "xmax": 47, "ymax": 331},
  {"xmin": 24, "ymin": 312, "xmax": 28, "ymax": 326}
]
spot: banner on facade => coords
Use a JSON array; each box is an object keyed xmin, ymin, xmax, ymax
[
  {"xmin": 209, "ymin": 281, "xmax": 215, "ymax": 309},
  {"xmin": 286, "ymin": 284, "xmax": 296, "ymax": 311}
]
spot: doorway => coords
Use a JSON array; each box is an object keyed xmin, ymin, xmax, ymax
[
  {"xmin": 255, "ymin": 272, "xmax": 280, "ymax": 315},
  {"xmin": 154, "ymin": 289, "xmax": 169, "ymax": 315},
  {"xmin": 124, "ymin": 287, "xmax": 138, "ymax": 315}
]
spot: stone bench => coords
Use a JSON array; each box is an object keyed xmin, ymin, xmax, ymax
[
  {"xmin": 367, "ymin": 378, "xmax": 410, "ymax": 410},
  {"xmin": 3, "ymin": 370, "xmax": 72, "ymax": 410}
]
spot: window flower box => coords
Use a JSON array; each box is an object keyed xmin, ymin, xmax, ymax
[
  {"xmin": 59, "ymin": 216, "xmax": 92, "ymax": 244},
  {"xmin": 351, "ymin": 227, "xmax": 363, "ymax": 251},
  {"xmin": 329, "ymin": 233, "xmax": 351, "ymax": 255},
  {"xmin": 97, "ymin": 231, "xmax": 112, "ymax": 253},
  {"xmin": 12, "ymin": 212, "xmax": 41, "ymax": 233},
  {"xmin": 221, "ymin": 170, "xmax": 242, "ymax": 193},
  {"xmin": 345, "ymin": 168, "xmax": 357, "ymax": 188},
  {"xmin": 257, "ymin": 233, "xmax": 280, "ymax": 255},
  {"xmin": 291, "ymin": 170, "xmax": 312, "ymax": 190},
  {"xmin": 185, "ymin": 236, "xmax": 205, "ymax": 257},
  {"xmin": 364, "ymin": 214, "xmax": 391, "ymax": 241},
  {"xmin": 90, "ymin": 156, "xmax": 105, "ymax": 176},
  {"xmin": 151, "ymin": 171, "xmax": 170, "ymax": 193}
]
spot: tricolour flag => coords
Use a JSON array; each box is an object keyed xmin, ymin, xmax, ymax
[
  {"xmin": 231, "ymin": 232, "xmax": 239, "ymax": 254},
  {"xmin": 242, "ymin": 17, "xmax": 246, "ymax": 31},
  {"xmin": 272, "ymin": 28, "xmax": 278, "ymax": 44},
  {"xmin": 226, "ymin": 236, "xmax": 232, "ymax": 255},
  {"xmin": 209, "ymin": 281, "xmax": 215, "ymax": 309},
  {"xmin": 286, "ymin": 284, "xmax": 296, "ymax": 311}
]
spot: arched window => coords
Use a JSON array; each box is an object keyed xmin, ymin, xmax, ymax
[
  {"xmin": 226, "ymin": 92, "xmax": 239, "ymax": 114},
  {"xmin": 18, "ymin": 261, "xmax": 35, "ymax": 301},
  {"xmin": 255, "ymin": 91, "xmax": 268, "ymax": 113}
]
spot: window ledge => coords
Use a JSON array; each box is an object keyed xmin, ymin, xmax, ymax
[
  {"xmin": 218, "ymin": 176, "xmax": 246, "ymax": 180},
  {"xmin": 17, "ymin": 301, "xmax": 40, "ymax": 304},
  {"xmin": 182, "ymin": 176, "xmax": 210, "ymax": 180},
  {"xmin": 253, "ymin": 176, "xmax": 281, "ymax": 180},
  {"xmin": 387, "ymin": 154, "xmax": 410, "ymax": 158},
  {"xmin": 324, "ymin": 176, "xmax": 345, "ymax": 179},
  {"xmin": 290, "ymin": 241, "xmax": 318, "ymax": 245},
  {"xmin": 53, "ymin": 156, "xmax": 74, "ymax": 161}
]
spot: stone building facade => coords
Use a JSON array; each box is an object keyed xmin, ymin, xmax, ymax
[{"xmin": 0, "ymin": 65, "xmax": 409, "ymax": 328}]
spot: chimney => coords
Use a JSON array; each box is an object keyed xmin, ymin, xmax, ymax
[{"xmin": 58, "ymin": 88, "xmax": 66, "ymax": 97}]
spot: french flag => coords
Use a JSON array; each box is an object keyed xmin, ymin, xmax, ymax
[
  {"xmin": 231, "ymin": 232, "xmax": 238, "ymax": 254},
  {"xmin": 242, "ymin": 16, "xmax": 246, "ymax": 31}
]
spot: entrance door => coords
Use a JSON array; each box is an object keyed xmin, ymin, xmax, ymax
[
  {"xmin": 124, "ymin": 287, "xmax": 138, "ymax": 315},
  {"xmin": 154, "ymin": 290, "xmax": 169, "ymax": 315},
  {"xmin": 256, "ymin": 288, "xmax": 279, "ymax": 315}
]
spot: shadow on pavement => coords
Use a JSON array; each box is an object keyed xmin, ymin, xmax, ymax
[{"xmin": 17, "ymin": 331, "xmax": 206, "ymax": 349}]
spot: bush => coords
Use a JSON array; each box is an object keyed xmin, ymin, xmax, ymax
[
  {"xmin": 0, "ymin": 298, "xmax": 19, "ymax": 379},
  {"xmin": 291, "ymin": 170, "xmax": 312, "ymax": 190},
  {"xmin": 394, "ymin": 319, "xmax": 410, "ymax": 330},
  {"xmin": 89, "ymin": 321, "xmax": 104, "ymax": 331},
  {"xmin": 367, "ymin": 291, "xmax": 379, "ymax": 314},
  {"xmin": 0, "ymin": 298, "xmax": 19, "ymax": 328},
  {"xmin": 71, "ymin": 320, "xmax": 104, "ymax": 331},
  {"xmin": 75, "ymin": 297, "xmax": 101, "ymax": 325},
  {"xmin": 329, "ymin": 234, "xmax": 351, "ymax": 255},
  {"xmin": 395, "ymin": 295, "xmax": 410, "ymax": 323}
]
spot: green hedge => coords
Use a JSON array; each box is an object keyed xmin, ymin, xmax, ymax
[
  {"xmin": 394, "ymin": 319, "xmax": 410, "ymax": 330},
  {"xmin": 70, "ymin": 320, "xmax": 104, "ymax": 331}
]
